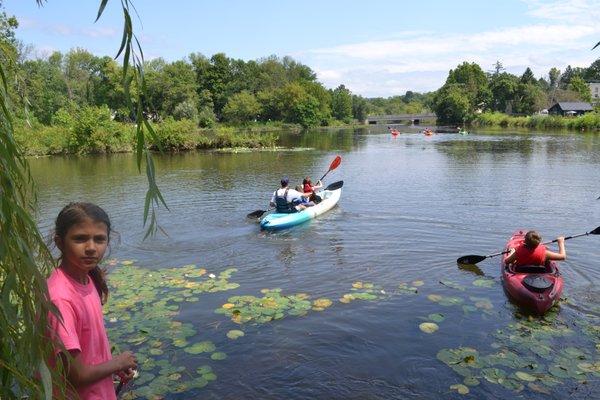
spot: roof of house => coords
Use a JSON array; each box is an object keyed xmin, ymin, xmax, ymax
[{"xmin": 550, "ymin": 102, "xmax": 593, "ymax": 111}]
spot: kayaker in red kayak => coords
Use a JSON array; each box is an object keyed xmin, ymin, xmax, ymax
[{"xmin": 504, "ymin": 230, "xmax": 566, "ymax": 268}]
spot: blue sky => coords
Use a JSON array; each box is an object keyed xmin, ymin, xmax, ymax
[{"xmin": 6, "ymin": 0, "xmax": 600, "ymax": 97}]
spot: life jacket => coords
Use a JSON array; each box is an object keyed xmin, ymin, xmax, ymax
[
  {"xmin": 303, "ymin": 183, "xmax": 313, "ymax": 193},
  {"xmin": 274, "ymin": 188, "xmax": 296, "ymax": 213},
  {"xmin": 514, "ymin": 243, "xmax": 547, "ymax": 266}
]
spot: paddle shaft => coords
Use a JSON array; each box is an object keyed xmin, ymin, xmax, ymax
[{"xmin": 483, "ymin": 231, "xmax": 590, "ymax": 260}]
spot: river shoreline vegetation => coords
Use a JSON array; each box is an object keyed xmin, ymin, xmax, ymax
[{"xmin": 432, "ymin": 60, "xmax": 600, "ymax": 126}]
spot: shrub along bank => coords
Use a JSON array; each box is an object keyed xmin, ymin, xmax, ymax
[
  {"xmin": 473, "ymin": 111, "xmax": 600, "ymax": 131},
  {"xmin": 14, "ymin": 106, "xmax": 280, "ymax": 156}
]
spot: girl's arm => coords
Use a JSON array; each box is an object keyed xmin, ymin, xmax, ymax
[
  {"xmin": 546, "ymin": 237, "xmax": 566, "ymax": 261},
  {"xmin": 313, "ymin": 181, "xmax": 323, "ymax": 189},
  {"xmin": 60, "ymin": 350, "xmax": 136, "ymax": 388}
]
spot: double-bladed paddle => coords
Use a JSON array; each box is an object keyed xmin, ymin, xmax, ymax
[
  {"xmin": 456, "ymin": 226, "xmax": 600, "ymax": 265},
  {"xmin": 246, "ymin": 180, "xmax": 344, "ymax": 219}
]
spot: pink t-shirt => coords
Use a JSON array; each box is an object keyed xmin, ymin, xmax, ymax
[{"xmin": 47, "ymin": 267, "xmax": 116, "ymax": 400}]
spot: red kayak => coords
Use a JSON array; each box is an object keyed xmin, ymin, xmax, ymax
[{"xmin": 501, "ymin": 230, "xmax": 563, "ymax": 314}]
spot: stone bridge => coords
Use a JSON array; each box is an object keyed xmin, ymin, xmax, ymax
[{"xmin": 365, "ymin": 113, "xmax": 437, "ymax": 125}]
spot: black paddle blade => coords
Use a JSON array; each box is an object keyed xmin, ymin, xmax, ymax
[
  {"xmin": 325, "ymin": 180, "xmax": 343, "ymax": 191},
  {"xmin": 457, "ymin": 255, "xmax": 486, "ymax": 265},
  {"xmin": 247, "ymin": 209, "xmax": 266, "ymax": 219},
  {"xmin": 590, "ymin": 226, "xmax": 600, "ymax": 235}
]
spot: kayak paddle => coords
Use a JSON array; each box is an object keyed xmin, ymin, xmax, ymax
[
  {"xmin": 318, "ymin": 155, "xmax": 342, "ymax": 182},
  {"xmin": 456, "ymin": 226, "xmax": 600, "ymax": 265},
  {"xmin": 246, "ymin": 180, "xmax": 344, "ymax": 219}
]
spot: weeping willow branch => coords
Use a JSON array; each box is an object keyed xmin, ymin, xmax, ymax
[
  {"xmin": 1, "ymin": 1, "xmax": 167, "ymax": 397},
  {"xmin": 97, "ymin": 0, "xmax": 168, "ymax": 237},
  {"xmin": 0, "ymin": 31, "xmax": 65, "ymax": 400}
]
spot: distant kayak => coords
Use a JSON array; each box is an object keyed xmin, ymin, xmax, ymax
[
  {"xmin": 260, "ymin": 186, "xmax": 342, "ymax": 231},
  {"xmin": 458, "ymin": 129, "xmax": 469, "ymax": 135},
  {"xmin": 423, "ymin": 130, "xmax": 433, "ymax": 136},
  {"xmin": 501, "ymin": 230, "xmax": 563, "ymax": 314}
]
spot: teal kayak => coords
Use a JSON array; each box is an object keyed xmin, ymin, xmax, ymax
[{"xmin": 260, "ymin": 187, "xmax": 342, "ymax": 231}]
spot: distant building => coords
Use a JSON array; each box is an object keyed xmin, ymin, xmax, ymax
[
  {"xmin": 547, "ymin": 102, "xmax": 593, "ymax": 116},
  {"xmin": 589, "ymin": 81, "xmax": 600, "ymax": 103}
]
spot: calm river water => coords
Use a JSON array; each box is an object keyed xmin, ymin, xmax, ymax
[{"xmin": 31, "ymin": 127, "xmax": 600, "ymax": 399}]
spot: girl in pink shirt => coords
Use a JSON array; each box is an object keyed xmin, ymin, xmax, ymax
[{"xmin": 47, "ymin": 202, "xmax": 136, "ymax": 399}]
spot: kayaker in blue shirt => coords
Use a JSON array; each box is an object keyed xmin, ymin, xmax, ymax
[{"xmin": 270, "ymin": 177, "xmax": 311, "ymax": 213}]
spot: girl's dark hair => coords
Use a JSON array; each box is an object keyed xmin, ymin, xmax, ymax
[
  {"xmin": 55, "ymin": 202, "xmax": 111, "ymax": 304},
  {"xmin": 303, "ymin": 177, "xmax": 311, "ymax": 185}
]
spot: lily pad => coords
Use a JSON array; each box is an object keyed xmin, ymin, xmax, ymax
[
  {"xmin": 463, "ymin": 376, "xmax": 480, "ymax": 386},
  {"xmin": 515, "ymin": 371, "xmax": 536, "ymax": 382},
  {"xmin": 211, "ymin": 352, "xmax": 227, "ymax": 360},
  {"xmin": 428, "ymin": 313, "xmax": 445, "ymax": 323},
  {"xmin": 312, "ymin": 298, "xmax": 333, "ymax": 310},
  {"xmin": 419, "ymin": 322, "xmax": 439, "ymax": 334},
  {"xmin": 226, "ymin": 330, "xmax": 245, "ymax": 340},
  {"xmin": 450, "ymin": 383, "xmax": 469, "ymax": 394},
  {"xmin": 412, "ymin": 280, "xmax": 424, "ymax": 287},
  {"xmin": 482, "ymin": 367, "xmax": 507, "ymax": 384},
  {"xmin": 427, "ymin": 294, "xmax": 442, "ymax": 302},
  {"xmin": 185, "ymin": 341, "xmax": 216, "ymax": 355},
  {"xmin": 473, "ymin": 278, "xmax": 495, "ymax": 288}
]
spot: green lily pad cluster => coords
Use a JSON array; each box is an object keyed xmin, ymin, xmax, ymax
[
  {"xmin": 215, "ymin": 288, "xmax": 314, "ymax": 324},
  {"xmin": 104, "ymin": 261, "xmax": 241, "ymax": 397},
  {"xmin": 427, "ymin": 293, "xmax": 464, "ymax": 307},
  {"xmin": 438, "ymin": 311, "xmax": 600, "ymax": 395},
  {"xmin": 472, "ymin": 278, "xmax": 495, "ymax": 288},
  {"xmin": 397, "ymin": 281, "xmax": 420, "ymax": 294},
  {"xmin": 340, "ymin": 281, "xmax": 388, "ymax": 303}
]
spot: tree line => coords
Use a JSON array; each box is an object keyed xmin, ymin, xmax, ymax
[
  {"xmin": 12, "ymin": 46, "xmax": 431, "ymax": 128},
  {"xmin": 432, "ymin": 60, "xmax": 600, "ymax": 124}
]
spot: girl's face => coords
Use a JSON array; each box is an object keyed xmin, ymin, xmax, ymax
[{"xmin": 56, "ymin": 218, "xmax": 109, "ymax": 273}]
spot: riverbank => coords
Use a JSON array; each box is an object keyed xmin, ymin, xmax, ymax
[
  {"xmin": 14, "ymin": 111, "xmax": 366, "ymax": 156},
  {"xmin": 14, "ymin": 117, "xmax": 284, "ymax": 156},
  {"xmin": 472, "ymin": 111, "xmax": 600, "ymax": 131}
]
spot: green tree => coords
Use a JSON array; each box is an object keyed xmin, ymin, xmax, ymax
[
  {"xmin": 513, "ymin": 82, "xmax": 547, "ymax": 114},
  {"xmin": 21, "ymin": 54, "xmax": 68, "ymax": 123},
  {"xmin": 548, "ymin": 67, "xmax": 561, "ymax": 89},
  {"xmin": 584, "ymin": 59, "xmax": 600, "ymax": 81},
  {"xmin": 352, "ymin": 94, "xmax": 368, "ymax": 122},
  {"xmin": 432, "ymin": 83, "xmax": 471, "ymax": 124},
  {"xmin": 445, "ymin": 62, "xmax": 491, "ymax": 110},
  {"xmin": 569, "ymin": 75, "xmax": 592, "ymax": 102},
  {"xmin": 489, "ymin": 72, "xmax": 518, "ymax": 112},
  {"xmin": 520, "ymin": 67, "xmax": 536, "ymax": 84},
  {"xmin": 222, "ymin": 91, "xmax": 261, "ymax": 123},
  {"xmin": 331, "ymin": 84, "xmax": 353, "ymax": 122}
]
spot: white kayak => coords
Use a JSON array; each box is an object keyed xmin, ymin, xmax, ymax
[{"xmin": 260, "ymin": 187, "xmax": 342, "ymax": 231}]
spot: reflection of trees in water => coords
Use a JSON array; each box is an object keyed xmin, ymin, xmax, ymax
[
  {"xmin": 434, "ymin": 137, "xmax": 536, "ymax": 166},
  {"xmin": 279, "ymin": 127, "xmax": 367, "ymax": 152}
]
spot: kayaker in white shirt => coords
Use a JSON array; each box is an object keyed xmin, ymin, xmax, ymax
[{"xmin": 270, "ymin": 177, "xmax": 311, "ymax": 213}]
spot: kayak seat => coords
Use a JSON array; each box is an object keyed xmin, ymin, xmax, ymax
[
  {"xmin": 523, "ymin": 275, "xmax": 554, "ymax": 292},
  {"xmin": 514, "ymin": 262, "xmax": 553, "ymax": 274}
]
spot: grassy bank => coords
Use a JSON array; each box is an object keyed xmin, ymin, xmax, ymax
[
  {"xmin": 472, "ymin": 111, "xmax": 600, "ymax": 131},
  {"xmin": 14, "ymin": 110, "xmax": 280, "ymax": 156}
]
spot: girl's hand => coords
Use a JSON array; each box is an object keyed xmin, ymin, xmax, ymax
[
  {"xmin": 114, "ymin": 351, "xmax": 137, "ymax": 372},
  {"xmin": 556, "ymin": 236, "xmax": 565, "ymax": 244}
]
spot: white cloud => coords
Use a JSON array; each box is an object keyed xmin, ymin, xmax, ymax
[
  {"xmin": 81, "ymin": 27, "xmax": 118, "ymax": 39},
  {"xmin": 299, "ymin": 1, "xmax": 600, "ymax": 96}
]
